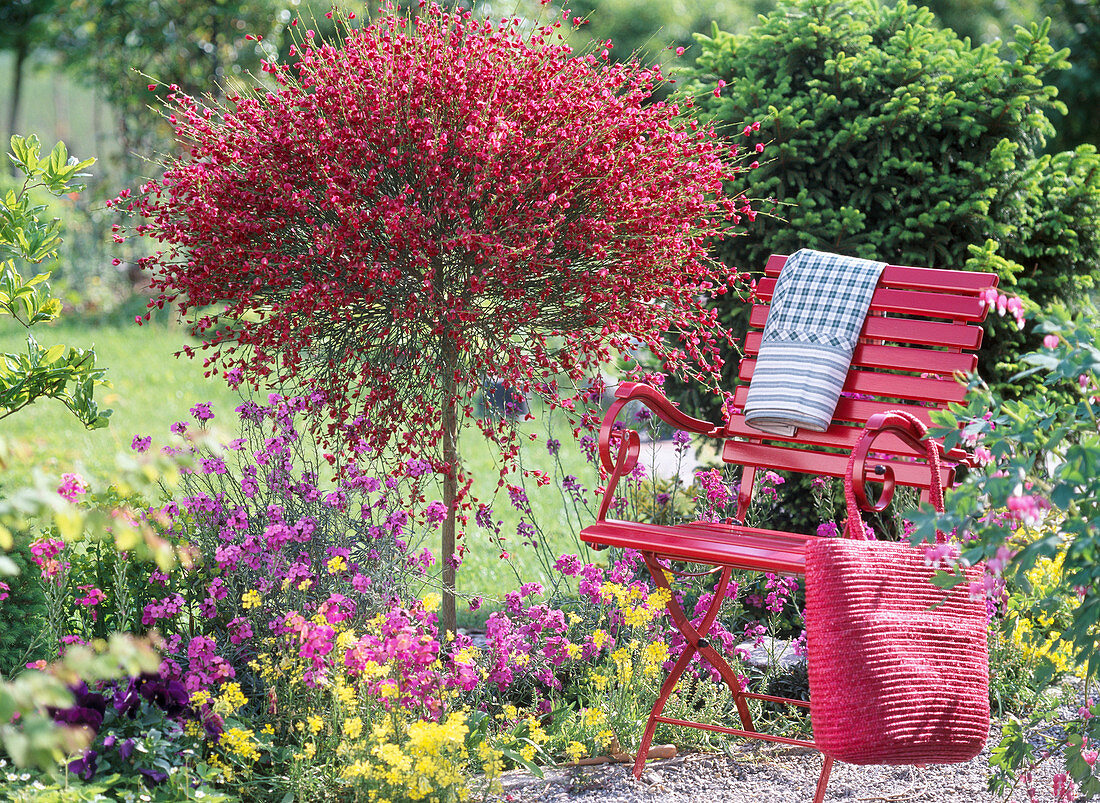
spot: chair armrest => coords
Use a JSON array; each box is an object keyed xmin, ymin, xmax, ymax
[
  {"xmin": 597, "ymin": 382, "xmax": 724, "ymax": 474},
  {"xmin": 849, "ymin": 411, "xmax": 957, "ymax": 514}
]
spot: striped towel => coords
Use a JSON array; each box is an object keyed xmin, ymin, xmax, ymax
[{"xmin": 743, "ymin": 249, "xmax": 885, "ymax": 436}]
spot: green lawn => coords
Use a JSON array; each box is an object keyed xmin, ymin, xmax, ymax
[{"xmin": 0, "ymin": 315, "xmax": 602, "ymax": 605}]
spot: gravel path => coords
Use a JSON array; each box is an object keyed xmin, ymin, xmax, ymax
[{"xmin": 492, "ymin": 722, "xmax": 1055, "ymax": 803}]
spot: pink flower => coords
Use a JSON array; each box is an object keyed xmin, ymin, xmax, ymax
[
  {"xmin": 1043, "ymin": 334, "xmax": 1059, "ymax": 349},
  {"xmin": 57, "ymin": 472, "xmax": 88, "ymax": 502}
]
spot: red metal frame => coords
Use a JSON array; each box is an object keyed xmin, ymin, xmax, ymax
[{"xmin": 579, "ymin": 255, "xmax": 999, "ymax": 801}]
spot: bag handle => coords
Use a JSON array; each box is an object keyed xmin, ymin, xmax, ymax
[{"xmin": 843, "ymin": 410, "xmax": 946, "ymax": 540}]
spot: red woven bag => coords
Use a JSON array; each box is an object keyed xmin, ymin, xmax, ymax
[{"xmin": 804, "ymin": 411, "xmax": 989, "ymax": 765}]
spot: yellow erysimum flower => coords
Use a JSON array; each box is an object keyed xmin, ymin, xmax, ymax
[
  {"xmin": 343, "ymin": 717, "xmax": 364, "ymax": 739},
  {"xmin": 241, "ymin": 589, "xmax": 261, "ymax": 609},
  {"xmin": 422, "ymin": 593, "xmax": 441, "ymax": 612}
]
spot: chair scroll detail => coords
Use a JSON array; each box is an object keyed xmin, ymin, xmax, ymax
[{"xmin": 579, "ymin": 254, "xmax": 998, "ymax": 802}]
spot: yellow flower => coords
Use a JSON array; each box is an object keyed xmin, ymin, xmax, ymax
[
  {"xmin": 190, "ymin": 690, "xmax": 211, "ymax": 708},
  {"xmin": 261, "ymin": 724, "xmax": 274, "ymax": 735},
  {"xmin": 298, "ymin": 578, "xmax": 312, "ymax": 591},
  {"xmin": 379, "ymin": 680, "xmax": 399, "ymax": 699},
  {"xmin": 213, "ymin": 682, "xmax": 248, "ymax": 716},
  {"xmin": 241, "ymin": 589, "xmax": 261, "ymax": 609},
  {"xmin": 589, "ymin": 672, "xmax": 609, "ymax": 691},
  {"xmin": 566, "ymin": 741, "xmax": 586, "ymax": 762},
  {"xmin": 327, "ymin": 555, "xmax": 348, "ymax": 574},
  {"xmin": 302, "ymin": 742, "xmax": 316, "ymax": 760},
  {"xmin": 581, "ymin": 707, "xmax": 607, "ymax": 728},
  {"xmin": 422, "ymin": 593, "xmax": 441, "ymax": 612},
  {"xmin": 566, "ymin": 643, "xmax": 582, "ymax": 659},
  {"xmin": 344, "ymin": 716, "xmax": 364, "ymax": 739},
  {"xmin": 525, "ymin": 717, "xmax": 548, "ymax": 745},
  {"xmin": 520, "ymin": 743, "xmax": 537, "ymax": 762},
  {"xmin": 591, "ymin": 629, "xmax": 609, "ymax": 650},
  {"xmin": 596, "ymin": 729, "xmax": 616, "ymax": 749},
  {"xmin": 307, "ymin": 715, "xmax": 324, "ymax": 734},
  {"xmin": 219, "ymin": 727, "xmax": 260, "ymax": 763}
]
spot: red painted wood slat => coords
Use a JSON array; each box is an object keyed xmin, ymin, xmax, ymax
[
  {"xmin": 721, "ymin": 441, "xmax": 954, "ymax": 489},
  {"xmin": 737, "ymin": 359, "xmax": 968, "ymax": 404},
  {"xmin": 580, "ymin": 519, "xmax": 813, "ymax": 574},
  {"xmin": 743, "ymin": 333, "xmax": 979, "ymax": 374},
  {"xmin": 730, "ymin": 386, "xmax": 938, "ymax": 428},
  {"xmin": 723, "ymin": 416, "xmax": 929, "ymax": 459},
  {"xmin": 754, "ymin": 279, "xmax": 988, "ymax": 321},
  {"xmin": 748, "ymin": 305, "xmax": 985, "ymax": 349}
]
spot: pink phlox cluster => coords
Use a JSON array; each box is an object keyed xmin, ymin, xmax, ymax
[
  {"xmin": 756, "ymin": 470, "xmax": 785, "ymax": 501},
  {"xmin": 142, "ymin": 593, "xmax": 185, "ymax": 626},
  {"xmin": 763, "ymin": 573, "xmax": 799, "ymax": 613},
  {"xmin": 344, "ymin": 607, "xmax": 442, "ymax": 714},
  {"xmin": 75, "ymin": 585, "xmax": 105, "ymax": 621},
  {"xmin": 184, "ymin": 635, "xmax": 235, "ymax": 693},
  {"xmin": 424, "ymin": 500, "xmax": 448, "ymax": 525},
  {"xmin": 57, "ymin": 472, "xmax": 88, "ymax": 502},
  {"xmin": 281, "ymin": 611, "xmax": 336, "ymax": 685},
  {"xmin": 227, "ymin": 616, "xmax": 253, "ymax": 645},
  {"xmin": 190, "ymin": 402, "xmax": 214, "ymax": 422},
  {"xmin": 318, "ymin": 593, "xmax": 356, "ymax": 623},
  {"xmin": 790, "ymin": 629, "xmax": 808, "ymax": 659},
  {"xmin": 30, "ymin": 538, "xmax": 68, "ymax": 579},
  {"xmin": 695, "ymin": 468, "xmax": 731, "ymax": 510}
]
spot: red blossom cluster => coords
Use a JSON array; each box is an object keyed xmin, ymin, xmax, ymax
[{"xmin": 127, "ymin": 3, "xmax": 758, "ymax": 468}]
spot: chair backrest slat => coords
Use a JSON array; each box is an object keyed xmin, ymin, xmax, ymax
[
  {"xmin": 754, "ymin": 279, "xmax": 988, "ymax": 322},
  {"xmin": 744, "ymin": 333, "xmax": 979, "ymax": 375},
  {"xmin": 748, "ymin": 306, "xmax": 985, "ymax": 349}
]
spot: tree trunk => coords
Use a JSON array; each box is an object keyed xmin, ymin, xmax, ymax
[
  {"xmin": 7, "ymin": 40, "xmax": 27, "ymax": 176},
  {"xmin": 439, "ymin": 339, "xmax": 459, "ymax": 639}
]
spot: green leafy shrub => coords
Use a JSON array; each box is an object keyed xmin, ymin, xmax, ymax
[
  {"xmin": 913, "ymin": 303, "xmax": 1100, "ymax": 798},
  {"xmin": 683, "ymin": 0, "xmax": 1100, "ymax": 411}
]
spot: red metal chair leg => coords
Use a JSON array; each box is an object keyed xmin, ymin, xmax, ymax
[
  {"xmin": 632, "ymin": 555, "xmax": 757, "ymax": 778},
  {"xmin": 813, "ymin": 755, "xmax": 834, "ymax": 803}
]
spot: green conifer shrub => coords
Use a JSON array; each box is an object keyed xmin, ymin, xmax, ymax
[{"xmin": 683, "ymin": 0, "xmax": 1100, "ymax": 415}]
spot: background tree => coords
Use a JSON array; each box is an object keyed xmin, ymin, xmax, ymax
[
  {"xmin": 50, "ymin": 0, "xmax": 292, "ymax": 185},
  {"xmin": 126, "ymin": 6, "xmax": 756, "ymax": 635},
  {"xmin": 0, "ymin": 0, "xmax": 58, "ymax": 173},
  {"xmin": 681, "ymin": 0, "xmax": 1100, "ymax": 420}
]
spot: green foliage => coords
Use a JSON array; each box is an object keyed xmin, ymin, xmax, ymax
[
  {"xmin": 0, "ymin": 135, "xmax": 109, "ymax": 429},
  {"xmin": 0, "ymin": 636, "xmax": 161, "ymax": 773},
  {"xmin": 682, "ymin": 0, "xmax": 1100, "ymax": 413},
  {"xmin": 912, "ymin": 303, "xmax": 1100, "ymax": 796}
]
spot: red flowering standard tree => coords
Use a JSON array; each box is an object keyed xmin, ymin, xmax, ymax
[{"xmin": 128, "ymin": 3, "xmax": 757, "ymax": 635}]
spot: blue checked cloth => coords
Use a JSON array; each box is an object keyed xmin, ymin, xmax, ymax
[{"xmin": 743, "ymin": 249, "xmax": 885, "ymax": 436}]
